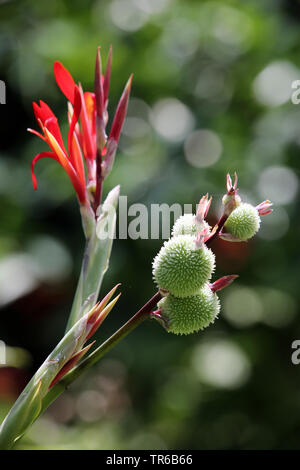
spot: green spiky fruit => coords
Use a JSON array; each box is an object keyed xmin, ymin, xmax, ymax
[
  {"xmin": 152, "ymin": 235, "xmax": 215, "ymax": 297},
  {"xmin": 158, "ymin": 284, "xmax": 220, "ymax": 335},
  {"xmin": 224, "ymin": 203, "xmax": 261, "ymax": 241},
  {"xmin": 172, "ymin": 214, "xmax": 210, "ymax": 237}
]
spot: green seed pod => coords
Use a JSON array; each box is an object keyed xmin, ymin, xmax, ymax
[
  {"xmin": 158, "ymin": 284, "xmax": 220, "ymax": 335},
  {"xmin": 224, "ymin": 203, "xmax": 261, "ymax": 241},
  {"xmin": 172, "ymin": 214, "xmax": 210, "ymax": 237},
  {"xmin": 152, "ymin": 235, "xmax": 215, "ymax": 297}
]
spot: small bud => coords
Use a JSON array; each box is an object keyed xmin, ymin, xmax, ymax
[
  {"xmin": 158, "ymin": 284, "xmax": 220, "ymax": 335},
  {"xmin": 108, "ymin": 74, "xmax": 132, "ymax": 144},
  {"xmin": 222, "ymin": 172, "xmax": 241, "ymax": 216},
  {"xmin": 152, "ymin": 235, "xmax": 215, "ymax": 297}
]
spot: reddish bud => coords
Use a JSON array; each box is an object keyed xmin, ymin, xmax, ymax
[
  {"xmin": 49, "ymin": 341, "xmax": 95, "ymax": 389},
  {"xmin": 108, "ymin": 74, "xmax": 132, "ymax": 144},
  {"xmin": 209, "ymin": 275, "xmax": 239, "ymax": 293},
  {"xmin": 256, "ymin": 200, "xmax": 273, "ymax": 216},
  {"xmin": 195, "ymin": 193, "xmax": 212, "ymax": 224}
]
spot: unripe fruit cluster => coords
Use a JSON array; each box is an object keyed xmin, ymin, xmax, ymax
[{"xmin": 152, "ymin": 214, "xmax": 219, "ymax": 335}]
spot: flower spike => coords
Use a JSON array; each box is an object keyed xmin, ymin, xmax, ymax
[{"xmin": 30, "ymin": 47, "xmax": 132, "ymax": 213}]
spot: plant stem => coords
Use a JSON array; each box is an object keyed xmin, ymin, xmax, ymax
[
  {"xmin": 41, "ymin": 291, "xmax": 162, "ymax": 413},
  {"xmin": 206, "ymin": 214, "xmax": 228, "ymax": 246}
]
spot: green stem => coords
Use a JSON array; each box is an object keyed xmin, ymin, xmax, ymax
[
  {"xmin": 41, "ymin": 291, "xmax": 162, "ymax": 413},
  {"xmin": 66, "ymin": 186, "xmax": 119, "ymax": 332}
]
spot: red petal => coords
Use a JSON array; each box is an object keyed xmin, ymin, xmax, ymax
[
  {"xmin": 78, "ymin": 84, "xmax": 96, "ymax": 160},
  {"xmin": 54, "ymin": 61, "xmax": 76, "ymax": 104},
  {"xmin": 68, "ymin": 86, "xmax": 85, "ymax": 189},
  {"xmin": 84, "ymin": 92, "xmax": 96, "ymax": 137},
  {"xmin": 32, "ymin": 101, "xmax": 56, "ymax": 128},
  {"xmin": 44, "ymin": 128, "xmax": 86, "ymax": 204},
  {"xmin": 31, "ymin": 152, "xmax": 59, "ymax": 190},
  {"xmin": 27, "ymin": 128, "xmax": 46, "ymax": 141},
  {"xmin": 44, "ymin": 116, "xmax": 67, "ymax": 154}
]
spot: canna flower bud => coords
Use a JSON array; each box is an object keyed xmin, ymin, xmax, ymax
[
  {"xmin": 152, "ymin": 234, "xmax": 215, "ymax": 297},
  {"xmin": 157, "ymin": 284, "xmax": 220, "ymax": 335},
  {"xmin": 222, "ymin": 172, "xmax": 241, "ymax": 216},
  {"xmin": 223, "ymin": 202, "xmax": 261, "ymax": 241}
]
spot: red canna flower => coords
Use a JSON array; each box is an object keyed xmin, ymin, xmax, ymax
[{"xmin": 29, "ymin": 46, "xmax": 132, "ymax": 211}]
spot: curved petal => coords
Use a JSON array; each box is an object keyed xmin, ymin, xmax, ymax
[
  {"xmin": 54, "ymin": 61, "xmax": 76, "ymax": 104},
  {"xmin": 31, "ymin": 152, "xmax": 59, "ymax": 190},
  {"xmin": 27, "ymin": 128, "xmax": 46, "ymax": 141}
]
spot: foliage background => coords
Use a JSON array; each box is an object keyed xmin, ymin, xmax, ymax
[{"xmin": 0, "ymin": 0, "xmax": 300, "ymax": 449}]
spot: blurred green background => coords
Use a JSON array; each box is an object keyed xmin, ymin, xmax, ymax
[{"xmin": 0, "ymin": 0, "xmax": 300, "ymax": 450}]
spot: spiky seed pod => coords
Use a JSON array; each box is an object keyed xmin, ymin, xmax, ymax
[
  {"xmin": 152, "ymin": 235, "xmax": 215, "ymax": 297},
  {"xmin": 158, "ymin": 284, "xmax": 220, "ymax": 335},
  {"xmin": 224, "ymin": 203, "xmax": 261, "ymax": 241},
  {"xmin": 172, "ymin": 214, "xmax": 210, "ymax": 238}
]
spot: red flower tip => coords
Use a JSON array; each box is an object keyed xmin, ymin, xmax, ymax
[
  {"xmin": 256, "ymin": 200, "xmax": 273, "ymax": 216},
  {"xmin": 108, "ymin": 74, "xmax": 133, "ymax": 144},
  {"xmin": 86, "ymin": 291, "xmax": 121, "ymax": 341},
  {"xmin": 209, "ymin": 275, "xmax": 239, "ymax": 293}
]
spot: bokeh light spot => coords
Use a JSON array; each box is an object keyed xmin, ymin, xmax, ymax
[
  {"xmin": 150, "ymin": 98, "xmax": 194, "ymax": 142},
  {"xmin": 192, "ymin": 339, "xmax": 251, "ymax": 389},
  {"xmin": 253, "ymin": 61, "xmax": 299, "ymax": 107},
  {"xmin": 184, "ymin": 129, "xmax": 222, "ymax": 168},
  {"xmin": 257, "ymin": 165, "xmax": 298, "ymax": 205}
]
